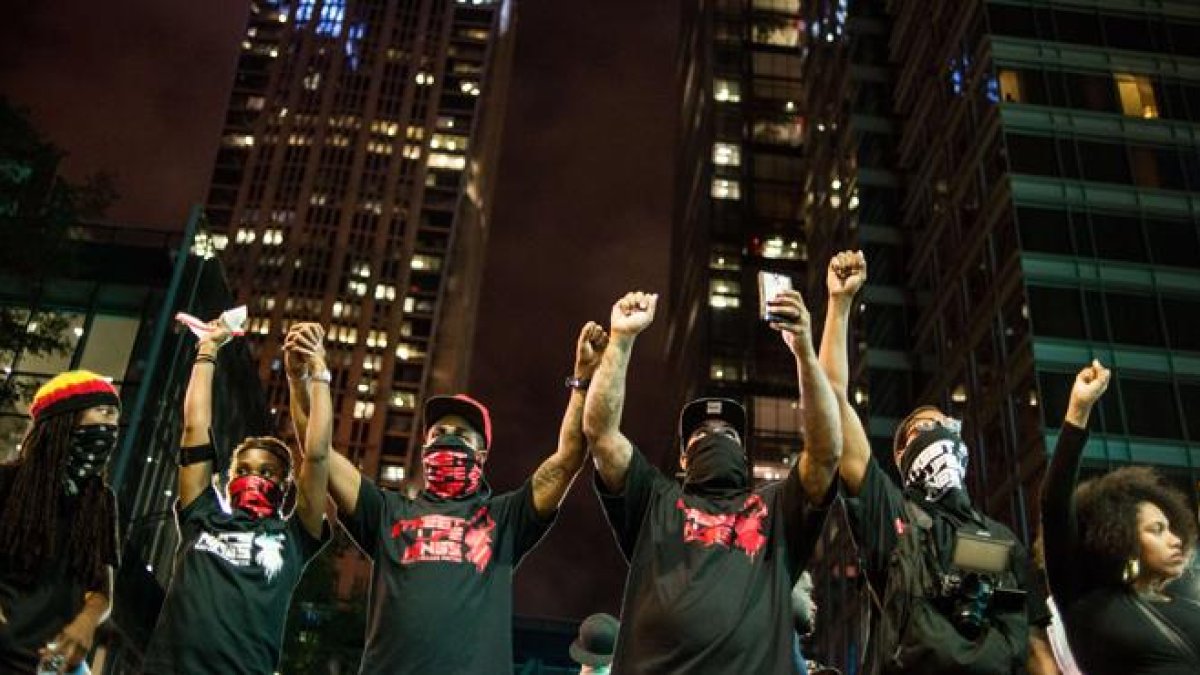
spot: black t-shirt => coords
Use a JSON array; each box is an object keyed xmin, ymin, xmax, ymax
[
  {"xmin": 0, "ymin": 467, "xmax": 115, "ymax": 675},
  {"xmin": 1043, "ymin": 423, "xmax": 1200, "ymax": 674},
  {"xmin": 596, "ymin": 447, "xmax": 832, "ymax": 674},
  {"xmin": 142, "ymin": 482, "xmax": 329, "ymax": 675},
  {"xmin": 852, "ymin": 459, "xmax": 1030, "ymax": 670},
  {"xmin": 339, "ymin": 477, "xmax": 555, "ymax": 675}
]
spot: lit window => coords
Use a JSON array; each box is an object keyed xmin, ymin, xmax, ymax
[
  {"xmin": 710, "ymin": 250, "xmax": 741, "ymax": 271},
  {"xmin": 714, "ymin": 78, "xmax": 742, "ymax": 103},
  {"xmin": 406, "ymin": 125, "xmax": 425, "ymax": 140},
  {"xmin": 415, "ymin": 72, "xmax": 434, "ymax": 85},
  {"xmin": 354, "ymin": 401, "xmax": 375, "ymax": 419},
  {"xmin": 402, "ymin": 144, "xmax": 422, "ymax": 160},
  {"xmin": 371, "ymin": 120, "xmax": 400, "ymax": 136},
  {"xmin": 713, "ymin": 142, "xmax": 741, "ymax": 167},
  {"xmin": 761, "ymin": 237, "xmax": 804, "ymax": 260},
  {"xmin": 1114, "ymin": 73, "xmax": 1159, "ymax": 119},
  {"xmin": 709, "ymin": 279, "xmax": 741, "ymax": 309},
  {"xmin": 711, "ymin": 178, "xmax": 741, "ymax": 200},
  {"xmin": 428, "ymin": 153, "xmax": 466, "ymax": 170},
  {"xmin": 235, "ymin": 228, "xmax": 257, "ymax": 244},
  {"xmin": 395, "ymin": 343, "xmax": 425, "ymax": 361},
  {"xmin": 224, "ymin": 134, "xmax": 255, "ymax": 148},
  {"xmin": 375, "ymin": 284, "xmax": 396, "ymax": 300},
  {"xmin": 458, "ymin": 80, "xmax": 482, "ymax": 96},
  {"xmin": 430, "ymin": 134, "xmax": 469, "ymax": 152},
  {"xmin": 247, "ymin": 96, "xmax": 265, "ymax": 111},
  {"xmin": 997, "ymin": 69, "xmax": 1023, "ymax": 103},
  {"xmin": 710, "ymin": 358, "xmax": 744, "ymax": 382},
  {"xmin": 391, "ymin": 391, "xmax": 417, "ymax": 409},
  {"xmin": 411, "ymin": 254, "xmax": 442, "ymax": 271},
  {"xmin": 381, "ymin": 464, "xmax": 406, "ymax": 483}
]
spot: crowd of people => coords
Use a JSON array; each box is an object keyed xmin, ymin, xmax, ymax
[{"xmin": 1, "ymin": 250, "xmax": 1196, "ymax": 674}]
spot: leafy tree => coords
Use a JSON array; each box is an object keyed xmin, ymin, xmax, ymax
[{"xmin": 0, "ymin": 97, "xmax": 116, "ymax": 408}]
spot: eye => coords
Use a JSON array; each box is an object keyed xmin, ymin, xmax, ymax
[{"xmin": 237, "ymin": 467, "xmax": 249, "ymax": 476}]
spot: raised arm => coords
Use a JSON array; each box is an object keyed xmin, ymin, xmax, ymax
[
  {"xmin": 285, "ymin": 323, "xmax": 362, "ymax": 516},
  {"xmin": 817, "ymin": 251, "xmax": 871, "ymax": 494},
  {"xmin": 179, "ymin": 320, "xmax": 231, "ymax": 508},
  {"xmin": 583, "ymin": 291, "xmax": 657, "ymax": 493},
  {"xmin": 768, "ymin": 289, "xmax": 842, "ymax": 503},
  {"xmin": 530, "ymin": 322, "xmax": 609, "ymax": 518},
  {"xmin": 286, "ymin": 326, "xmax": 332, "ymax": 538},
  {"xmin": 1041, "ymin": 359, "xmax": 1110, "ymax": 606}
]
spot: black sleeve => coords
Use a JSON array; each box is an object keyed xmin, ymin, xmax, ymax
[
  {"xmin": 854, "ymin": 459, "xmax": 907, "ymax": 585},
  {"xmin": 289, "ymin": 514, "xmax": 332, "ymax": 563},
  {"xmin": 494, "ymin": 481, "xmax": 558, "ymax": 564},
  {"xmin": 594, "ymin": 447, "xmax": 671, "ymax": 561},
  {"xmin": 778, "ymin": 468, "xmax": 836, "ymax": 582},
  {"xmin": 338, "ymin": 478, "xmax": 386, "ymax": 559},
  {"xmin": 1040, "ymin": 423, "xmax": 1088, "ymax": 608}
]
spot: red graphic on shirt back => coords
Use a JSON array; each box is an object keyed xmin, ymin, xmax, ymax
[
  {"xmin": 389, "ymin": 507, "xmax": 496, "ymax": 572},
  {"xmin": 676, "ymin": 494, "xmax": 769, "ymax": 558}
]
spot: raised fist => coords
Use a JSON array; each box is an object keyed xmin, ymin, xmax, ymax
[
  {"xmin": 610, "ymin": 291, "xmax": 658, "ymax": 337},
  {"xmin": 574, "ymin": 321, "xmax": 609, "ymax": 379},
  {"xmin": 1070, "ymin": 359, "xmax": 1111, "ymax": 409},
  {"xmin": 828, "ymin": 250, "xmax": 867, "ymax": 300}
]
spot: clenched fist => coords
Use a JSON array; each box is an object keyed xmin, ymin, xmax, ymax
[{"xmin": 610, "ymin": 291, "xmax": 658, "ymax": 338}]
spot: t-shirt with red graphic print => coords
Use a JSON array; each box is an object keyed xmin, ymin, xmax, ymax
[
  {"xmin": 339, "ymin": 477, "xmax": 555, "ymax": 675},
  {"xmin": 597, "ymin": 446, "xmax": 832, "ymax": 674}
]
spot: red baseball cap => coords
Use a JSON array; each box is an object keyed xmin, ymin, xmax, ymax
[{"xmin": 423, "ymin": 394, "xmax": 493, "ymax": 449}]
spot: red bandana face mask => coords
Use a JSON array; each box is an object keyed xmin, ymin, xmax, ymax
[
  {"xmin": 228, "ymin": 474, "xmax": 283, "ymax": 519},
  {"xmin": 422, "ymin": 435, "xmax": 483, "ymax": 499}
]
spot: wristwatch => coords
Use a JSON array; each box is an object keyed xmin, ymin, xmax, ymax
[
  {"xmin": 310, "ymin": 369, "xmax": 333, "ymax": 384},
  {"xmin": 564, "ymin": 376, "xmax": 590, "ymax": 391}
]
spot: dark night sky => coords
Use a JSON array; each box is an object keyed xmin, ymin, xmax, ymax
[{"xmin": 0, "ymin": 1, "xmax": 680, "ymax": 620}]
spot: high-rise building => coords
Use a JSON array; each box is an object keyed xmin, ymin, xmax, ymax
[
  {"xmin": 796, "ymin": 1, "xmax": 1200, "ymax": 670},
  {"xmin": 887, "ymin": 0, "xmax": 1200, "ymax": 530},
  {"xmin": 204, "ymin": 0, "xmax": 516, "ymax": 496},
  {"xmin": 669, "ymin": 0, "xmax": 810, "ymax": 478}
]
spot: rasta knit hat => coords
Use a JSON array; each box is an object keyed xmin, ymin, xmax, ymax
[{"xmin": 29, "ymin": 370, "xmax": 120, "ymax": 422}]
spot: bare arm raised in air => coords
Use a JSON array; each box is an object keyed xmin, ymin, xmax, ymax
[
  {"xmin": 529, "ymin": 322, "xmax": 609, "ymax": 518},
  {"xmin": 583, "ymin": 291, "xmax": 657, "ymax": 493}
]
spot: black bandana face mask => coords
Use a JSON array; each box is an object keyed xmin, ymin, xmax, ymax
[
  {"xmin": 683, "ymin": 434, "xmax": 750, "ymax": 498},
  {"xmin": 65, "ymin": 423, "xmax": 118, "ymax": 496}
]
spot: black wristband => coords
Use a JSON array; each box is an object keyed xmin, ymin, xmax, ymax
[
  {"xmin": 564, "ymin": 376, "xmax": 590, "ymax": 391},
  {"xmin": 179, "ymin": 444, "xmax": 216, "ymax": 467}
]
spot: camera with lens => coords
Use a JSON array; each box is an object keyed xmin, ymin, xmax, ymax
[
  {"xmin": 936, "ymin": 529, "xmax": 1023, "ymax": 639},
  {"xmin": 939, "ymin": 570, "xmax": 996, "ymax": 638}
]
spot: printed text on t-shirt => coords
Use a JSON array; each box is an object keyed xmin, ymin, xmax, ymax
[{"xmin": 390, "ymin": 508, "xmax": 496, "ymax": 571}]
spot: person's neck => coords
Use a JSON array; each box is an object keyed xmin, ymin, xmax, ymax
[
  {"xmin": 580, "ymin": 665, "xmax": 611, "ymax": 675},
  {"xmin": 1133, "ymin": 574, "xmax": 1171, "ymax": 601}
]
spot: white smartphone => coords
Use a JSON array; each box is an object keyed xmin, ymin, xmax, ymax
[{"xmin": 757, "ymin": 271, "xmax": 793, "ymax": 321}]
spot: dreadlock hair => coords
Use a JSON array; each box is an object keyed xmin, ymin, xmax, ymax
[
  {"xmin": 0, "ymin": 412, "xmax": 117, "ymax": 589},
  {"xmin": 1075, "ymin": 465, "xmax": 1198, "ymax": 585}
]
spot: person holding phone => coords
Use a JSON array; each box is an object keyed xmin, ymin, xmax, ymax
[{"xmin": 584, "ymin": 290, "xmax": 842, "ymax": 673}]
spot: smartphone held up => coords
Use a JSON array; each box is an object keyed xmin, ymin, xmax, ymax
[{"xmin": 757, "ymin": 271, "xmax": 793, "ymax": 322}]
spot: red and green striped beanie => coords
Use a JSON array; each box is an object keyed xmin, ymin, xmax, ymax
[{"xmin": 29, "ymin": 370, "xmax": 120, "ymax": 422}]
